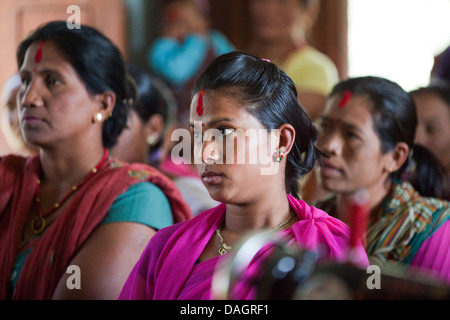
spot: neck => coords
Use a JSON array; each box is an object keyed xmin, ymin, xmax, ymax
[
  {"xmin": 248, "ymin": 33, "xmax": 306, "ymax": 65},
  {"xmin": 224, "ymin": 187, "xmax": 294, "ymax": 235},
  {"xmin": 335, "ymin": 179, "xmax": 392, "ymax": 225},
  {"xmin": 39, "ymin": 143, "xmax": 106, "ymax": 186},
  {"xmin": 249, "ymin": 40, "xmax": 295, "ymax": 64}
]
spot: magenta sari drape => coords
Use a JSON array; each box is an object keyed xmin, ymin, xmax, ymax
[{"xmin": 119, "ymin": 194, "xmax": 369, "ymax": 300}]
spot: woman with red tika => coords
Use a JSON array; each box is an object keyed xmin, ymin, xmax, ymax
[
  {"xmin": 0, "ymin": 21, "xmax": 192, "ymax": 300},
  {"xmin": 119, "ymin": 52, "xmax": 368, "ymax": 300}
]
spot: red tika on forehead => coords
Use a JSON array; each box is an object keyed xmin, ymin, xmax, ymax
[
  {"xmin": 196, "ymin": 90, "xmax": 204, "ymax": 116},
  {"xmin": 34, "ymin": 40, "xmax": 44, "ymax": 64},
  {"xmin": 338, "ymin": 90, "xmax": 352, "ymax": 108}
]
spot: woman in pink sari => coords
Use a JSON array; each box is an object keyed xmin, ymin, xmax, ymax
[{"xmin": 119, "ymin": 52, "xmax": 369, "ymax": 300}]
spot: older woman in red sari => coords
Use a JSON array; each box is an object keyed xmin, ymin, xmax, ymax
[
  {"xmin": 0, "ymin": 21, "xmax": 192, "ymax": 300},
  {"xmin": 119, "ymin": 52, "xmax": 368, "ymax": 300}
]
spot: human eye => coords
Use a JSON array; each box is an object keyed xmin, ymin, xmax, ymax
[
  {"xmin": 20, "ymin": 74, "xmax": 31, "ymax": 87},
  {"xmin": 193, "ymin": 130, "xmax": 204, "ymax": 143},
  {"xmin": 46, "ymin": 75, "xmax": 62, "ymax": 88},
  {"xmin": 318, "ymin": 120, "xmax": 330, "ymax": 132},
  {"xmin": 425, "ymin": 124, "xmax": 438, "ymax": 135},
  {"xmin": 218, "ymin": 127, "xmax": 235, "ymax": 136},
  {"xmin": 319, "ymin": 122, "xmax": 328, "ymax": 131},
  {"xmin": 345, "ymin": 130, "xmax": 360, "ymax": 140}
]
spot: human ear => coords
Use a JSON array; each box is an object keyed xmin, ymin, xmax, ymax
[
  {"xmin": 278, "ymin": 123, "xmax": 296, "ymax": 156},
  {"xmin": 93, "ymin": 91, "xmax": 116, "ymax": 123},
  {"xmin": 144, "ymin": 114, "xmax": 164, "ymax": 146},
  {"xmin": 386, "ymin": 142, "xmax": 409, "ymax": 173}
]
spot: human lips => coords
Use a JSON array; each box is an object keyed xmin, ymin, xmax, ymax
[
  {"xmin": 320, "ymin": 159, "xmax": 344, "ymax": 177},
  {"xmin": 22, "ymin": 114, "xmax": 41, "ymax": 124},
  {"xmin": 201, "ymin": 170, "xmax": 224, "ymax": 184}
]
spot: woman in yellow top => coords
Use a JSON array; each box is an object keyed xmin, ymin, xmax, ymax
[{"xmin": 247, "ymin": 0, "xmax": 339, "ymax": 121}]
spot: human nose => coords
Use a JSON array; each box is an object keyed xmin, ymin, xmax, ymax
[
  {"xmin": 18, "ymin": 79, "xmax": 44, "ymax": 109},
  {"xmin": 414, "ymin": 125, "xmax": 426, "ymax": 146},
  {"xmin": 202, "ymin": 138, "xmax": 222, "ymax": 164},
  {"xmin": 317, "ymin": 129, "xmax": 343, "ymax": 157}
]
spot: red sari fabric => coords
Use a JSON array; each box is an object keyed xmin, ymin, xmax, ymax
[{"xmin": 0, "ymin": 154, "xmax": 192, "ymax": 300}]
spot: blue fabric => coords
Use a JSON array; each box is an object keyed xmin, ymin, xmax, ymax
[{"xmin": 148, "ymin": 30, "xmax": 235, "ymax": 86}]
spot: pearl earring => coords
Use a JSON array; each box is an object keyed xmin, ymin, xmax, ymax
[
  {"xmin": 96, "ymin": 113, "xmax": 103, "ymax": 122},
  {"xmin": 146, "ymin": 133, "xmax": 159, "ymax": 145}
]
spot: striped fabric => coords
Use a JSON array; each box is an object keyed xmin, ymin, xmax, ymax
[
  {"xmin": 316, "ymin": 182, "xmax": 450, "ymax": 270},
  {"xmin": 366, "ymin": 182, "xmax": 450, "ymax": 267}
]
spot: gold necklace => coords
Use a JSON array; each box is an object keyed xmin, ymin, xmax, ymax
[
  {"xmin": 31, "ymin": 148, "xmax": 109, "ymax": 235},
  {"xmin": 215, "ymin": 213, "xmax": 295, "ymax": 255}
]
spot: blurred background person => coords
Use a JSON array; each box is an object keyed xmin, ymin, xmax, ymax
[
  {"xmin": 147, "ymin": 0, "xmax": 235, "ymax": 127},
  {"xmin": 411, "ymin": 82, "xmax": 450, "ymax": 200},
  {"xmin": 0, "ymin": 74, "xmax": 38, "ymax": 156},
  {"xmin": 247, "ymin": 0, "xmax": 339, "ymax": 121},
  {"xmin": 431, "ymin": 44, "xmax": 450, "ymax": 84},
  {"xmin": 111, "ymin": 64, "xmax": 177, "ymax": 166}
]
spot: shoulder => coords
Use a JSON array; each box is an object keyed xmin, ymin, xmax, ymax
[
  {"xmin": 393, "ymin": 182, "xmax": 449, "ymax": 220},
  {"xmin": 288, "ymin": 196, "xmax": 368, "ymax": 266},
  {"xmin": 288, "ymin": 46, "xmax": 336, "ymax": 68},
  {"xmin": 290, "ymin": 195, "xmax": 352, "ymax": 237},
  {"xmin": 208, "ymin": 30, "xmax": 235, "ymax": 54},
  {"xmin": 103, "ymin": 182, "xmax": 173, "ymax": 230},
  {"xmin": 0, "ymin": 154, "xmax": 29, "ymax": 170},
  {"xmin": 96, "ymin": 159, "xmax": 167, "ymax": 195},
  {"xmin": 141, "ymin": 221, "xmax": 187, "ymax": 260},
  {"xmin": 106, "ymin": 159, "xmax": 193, "ymax": 222},
  {"xmin": 290, "ymin": 195, "xmax": 337, "ymax": 221},
  {"xmin": 142, "ymin": 204, "xmax": 223, "ymax": 258},
  {"xmin": 284, "ymin": 46, "xmax": 338, "ymax": 81},
  {"xmin": 153, "ymin": 221, "xmax": 187, "ymax": 243},
  {"xmin": 0, "ymin": 154, "xmax": 38, "ymax": 186},
  {"xmin": 313, "ymin": 195, "xmax": 338, "ymax": 218},
  {"xmin": 283, "ymin": 46, "xmax": 339, "ymax": 93},
  {"xmin": 149, "ymin": 36, "xmax": 179, "ymax": 52},
  {"xmin": 107, "ymin": 159, "xmax": 172, "ymax": 185},
  {"xmin": 209, "ymin": 30, "xmax": 233, "ymax": 45}
]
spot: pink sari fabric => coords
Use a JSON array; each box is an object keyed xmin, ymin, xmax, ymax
[
  {"xmin": 119, "ymin": 194, "xmax": 369, "ymax": 300},
  {"xmin": 410, "ymin": 220, "xmax": 450, "ymax": 285}
]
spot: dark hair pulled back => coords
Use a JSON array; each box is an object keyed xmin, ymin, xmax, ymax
[
  {"xmin": 329, "ymin": 76, "xmax": 450, "ymax": 200},
  {"xmin": 17, "ymin": 21, "xmax": 135, "ymax": 149},
  {"xmin": 193, "ymin": 51, "xmax": 319, "ymax": 197}
]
